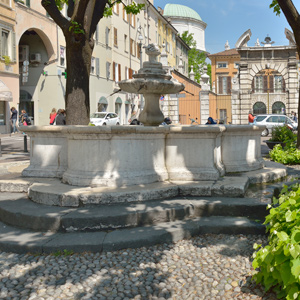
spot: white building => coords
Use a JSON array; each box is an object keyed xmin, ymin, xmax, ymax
[{"xmin": 161, "ymin": 3, "xmax": 207, "ymax": 52}]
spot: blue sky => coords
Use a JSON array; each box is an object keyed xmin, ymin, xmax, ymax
[{"xmin": 154, "ymin": 0, "xmax": 300, "ymax": 55}]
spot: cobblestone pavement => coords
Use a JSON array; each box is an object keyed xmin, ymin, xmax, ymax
[{"xmin": 0, "ymin": 234, "xmax": 278, "ymax": 300}]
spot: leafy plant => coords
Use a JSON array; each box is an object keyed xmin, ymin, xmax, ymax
[
  {"xmin": 69, "ymin": 21, "xmax": 85, "ymax": 35},
  {"xmin": 252, "ymin": 183, "xmax": 300, "ymax": 299},
  {"xmin": 52, "ymin": 249, "xmax": 74, "ymax": 257},
  {"xmin": 269, "ymin": 125, "xmax": 296, "ymax": 143},
  {"xmin": 2, "ymin": 55, "xmax": 12, "ymax": 65}
]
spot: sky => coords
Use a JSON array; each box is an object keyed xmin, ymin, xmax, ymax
[{"xmin": 154, "ymin": 0, "xmax": 300, "ymax": 56}]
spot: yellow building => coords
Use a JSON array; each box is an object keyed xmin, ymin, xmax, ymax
[
  {"xmin": 0, "ymin": 0, "xmax": 17, "ymax": 133},
  {"xmin": 208, "ymin": 48, "xmax": 239, "ymax": 124}
]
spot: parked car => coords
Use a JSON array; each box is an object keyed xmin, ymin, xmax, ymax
[
  {"xmin": 90, "ymin": 112, "xmax": 120, "ymax": 126},
  {"xmin": 255, "ymin": 114, "xmax": 297, "ymax": 136}
]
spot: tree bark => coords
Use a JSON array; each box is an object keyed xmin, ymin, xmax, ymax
[
  {"xmin": 277, "ymin": 0, "xmax": 300, "ymax": 147},
  {"xmin": 64, "ymin": 33, "xmax": 93, "ymax": 125}
]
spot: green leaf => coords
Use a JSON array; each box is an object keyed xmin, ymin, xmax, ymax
[
  {"xmin": 279, "ymin": 262, "xmax": 292, "ymax": 286},
  {"xmin": 286, "ymin": 210, "xmax": 297, "ymax": 222},
  {"xmin": 291, "ymin": 258, "xmax": 300, "ymax": 277},
  {"xmin": 291, "ymin": 231, "xmax": 300, "ymax": 243},
  {"xmin": 277, "ymin": 231, "xmax": 289, "ymax": 241}
]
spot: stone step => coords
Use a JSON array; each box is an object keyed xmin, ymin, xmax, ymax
[
  {"xmin": 0, "ymin": 217, "xmax": 265, "ymax": 254},
  {"xmin": 0, "ymin": 193, "xmax": 269, "ymax": 233}
]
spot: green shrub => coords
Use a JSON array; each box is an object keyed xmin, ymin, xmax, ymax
[
  {"xmin": 269, "ymin": 144, "xmax": 300, "ymax": 165},
  {"xmin": 269, "ymin": 126, "xmax": 296, "ymax": 143},
  {"xmin": 252, "ymin": 183, "xmax": 300, "ymax": 299}
]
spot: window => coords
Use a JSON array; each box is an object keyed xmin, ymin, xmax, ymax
[
  {"xmin": 252, "ymin": 71, "xmax": 285, "ymax": 93},
  {"xmin": 0, "ymin": 0, "xmax": 11, "ymax": 7},
  {"xmin": 113, "ymin": 62, "xmax": 121, "ymax": 82},
  {"xmin": 234, "ymin": 62, "xmax": 239, "ymax": 69},
  {"xmin": 91, "ymin": 57, "xmax": 95, "ymax": 74},
  {"xmin": 123, "ymin": 5, "xmax": 129, "ymax": 22},
  {"xmin": 130, "ymin": 39, "xmax": 136, "ymax": 56},
  {"xmin": 219, "ymin": 109, "xmax": 227, "ymax": 124},
  {"xmin": 137, "ymin": 43, "xmax": 141, "ymax": 59},
  {"xmin": 253, "ymin": 102, "xmax": 266, "ymax": 114},
  {"xmin": 1, "ymin": 30, "xmax": 9, "ymax": 57},
  {"xmin": 0, "ymin": 101, "xmax": 5, "ymax": 125},
  {"xmin": 272, "ymin": 101, "xmax": 285, "ymax": 114},
  {"xmin": 124, "ymin": 34, "xmax": 128, "ymax": 52},
  {"xmin": 26, "ymin": 0, "xmax": 30, "ymax": 7},
  {"xmin": 105, "ymin": 27, "xmax": 110, "ymax": 46},
  {"xmin": 113, "ymin": 3, "xmax": 119, "ymax": 14},
  {"xmin": 130, "ymin": 13, "xmax": 135, "ymax": 27},
  {"xmin": 114, "ymin": 28, "xmax": 118, "ymax": 47},
  {"xmin": 125, "ymin": 67, "xmax": 129, "ymax": 79},
  {"xmin": 217, "ymin": 62, "xmax": 227, "ymax": 68},
  {"xmin": 106, "ymin": 62, "xmax": 111, "ymax": 79},
  {"xmin": 60, "ymin": 46, "xmax": 65, "ymax": 66},
  {"xmin": 218, "ymin": 76, "xmax": 231, "ymax": 94}
]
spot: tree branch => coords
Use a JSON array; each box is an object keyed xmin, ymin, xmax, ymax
[
  {"xmin": 90, "ymin": 0, "xmax": 108, "ymax": 38},
  {"xmin": 41, "ymin": 0, "xmax": 69, "ymax": 31},
  {"xmin": 67, "ymin": 0, "xmax": 75, "ymax": 18}
]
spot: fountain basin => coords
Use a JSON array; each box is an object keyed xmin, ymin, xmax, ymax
[{"xmin": 21, "ymin": 125, "xmax": 265, "ymax": 188}]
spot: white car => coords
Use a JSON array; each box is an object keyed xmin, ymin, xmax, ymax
[
  {"xmin": 255, "ymin": 114, "xmax": 297, "ymax": 136},
  {"xmin": 90, "ymin": 112, "xmax": 120, "ymax": 126}
]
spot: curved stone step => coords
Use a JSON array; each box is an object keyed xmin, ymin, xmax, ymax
[
  {"xmin": 0, "ymin": 193, "xmax": 269, "ymax": 233},
  {"xmin": 0, "ymin": 217, "xmax": 265, "ymax": 254}
]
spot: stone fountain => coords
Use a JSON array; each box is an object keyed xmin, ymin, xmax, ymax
[
  {"xmin": 119, "ymin": 44, "xmax": 184, "ymax": 126},
  {"xmin": 20, "ymin": 44, "xmax": 267, "ymax": 206}
]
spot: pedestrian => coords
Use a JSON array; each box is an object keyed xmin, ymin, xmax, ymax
[
  {"xmin": 206, "ymin": 117, "xmax": 217, "ymax": 125},
  {"xmin": 55, "ymin": 109, "xmax": 66, "ymax": 125},
  {"xmin": 292, "ymin": 112, "xmax": 297, "ymax": 122},
  {"xmin": 10, "ymin": 107, "xmax": 19, "ymax": 134},
  {"xmin": 20, "ymin": 110, "xmax": 30, "ymax": 126},
  {"xmin": 248, "ymin": 111, "xmax": 255, "ymax": 124},
  {"xmin": 49, "ymin": 108, "xmax": 57, "ymax": 125}
]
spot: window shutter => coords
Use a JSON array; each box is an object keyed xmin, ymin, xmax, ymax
[
  {"xmin": 118, "ymin": 64, "xmax": 121, "ymax": 81},
  {"xmin": 269, "ymin": 75, "xmax": 274, "ymax": 93},
  {"xmin": 129, "ymin": 68, "xmax": 133, "ymax": 79},
  {"xmin": 96, "ymin": 58, "xmax": 100, "ymax": 76},
  {"xmin": 0, "ymin": 29, "xmax": 2, "ymax": 57},
  {"xmin": 282, "ymin": 77, "xmax": 286, "ymax": 92},
  {"xmin": 95, "ymin": 25, "xmax": 99, "ymax": 41},
  {"xmin": 263, "ymin": 76, "xmax": 268, "ymax": 93},
  {"xmin": 12, "ymin": 32, "xmax": 16, "ymax": 62},
  {"xmin": 123, "ymin": 5, "xmax": 125, "ymax": 20},
  {"xmin": 117, "ymin": 3, "xmax": 119, "ymax": 14},
  {"xmin": 113, "ymin": 62, "xmax": 116, "ymax": 81},
  {"xmin": 218, "ymin": 77, "xmax": 223, "ymax": 94},
  {"xmin": 227, "ymin": 76, "xmax": 231, "ymax": 94},
  {"xmin": 105, "ymin": 27, "xmax": 109, "ymax": 45}
]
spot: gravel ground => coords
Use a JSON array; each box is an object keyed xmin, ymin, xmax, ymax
[{"xmin": 0, "ymin": 234, "xmax": 278, "ymax": 300}]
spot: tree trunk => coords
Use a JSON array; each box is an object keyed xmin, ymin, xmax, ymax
[{"xmin": 64, "ymin": 34, "xmax": 93, "ymax": 125}]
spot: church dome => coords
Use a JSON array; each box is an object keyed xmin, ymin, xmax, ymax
[{"xmin": 163, "ymin": 4, "xmax": 202, "ymax": 21}]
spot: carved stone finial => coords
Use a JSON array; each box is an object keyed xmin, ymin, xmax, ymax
[{"xmin": 145, "ymin": 44, "xmax": 161, "ymax": 63}]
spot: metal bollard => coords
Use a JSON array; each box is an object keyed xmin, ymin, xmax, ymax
[{"xmin": 24, "ymin": 134, "xmax": 28, "ymax": 153}]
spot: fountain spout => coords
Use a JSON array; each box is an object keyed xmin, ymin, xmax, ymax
[{"xmin": 118, "ymin": 43, "xmax": 185, "ymax": 126}]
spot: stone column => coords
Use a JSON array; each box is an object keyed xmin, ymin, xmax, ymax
[
  {"xmin": 287, "ymin": 54, "xmax": 298, "ymax": 114},
  {"xmin": 238, "ymin": 62, "xmax": 252, "ymax": 125},
  {"xmin": 231, "ymin": 75, "xmax": 240, "ymax": 125},
  {"xmin": 200, "ymin": 67, "xmax": 210, "ymax": 124}
]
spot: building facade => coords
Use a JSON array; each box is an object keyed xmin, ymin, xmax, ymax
[
  {"xmin": 208, "ymin": 29, "xmax": 299, "ymax": 125},
  {"xmin": 0, "ymin": 0, "xmax": 191, "ymax": 133}
]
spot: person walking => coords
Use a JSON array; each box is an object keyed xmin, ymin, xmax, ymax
[
  {"xmin": 10, "ymin": 107, "xmax": 19, "ymax": 134},
  {"xmin": 55, "ymin": 109, "xmax": 66, "ymax": 125},
  {"xmin": 292, "ymin": 112, "xmax": 298, "ymax": 122},
  {"xmin": 49, "ymin": 108, "xmax": 57, "ymax": 125},
  {"xmin": 248, "ymin": 111, "xmax": 255, "ymax": 124}
]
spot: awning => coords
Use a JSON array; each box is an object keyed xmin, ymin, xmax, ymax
[
  {"xmin": 99, "ymin": 96, "xmax": 108, "ymax": 104},
  {"xmin": 0, "ymin": 80, "xmax": 13, "ymax": 102},
  {"xmin": 115, "ymin": 97, "xmax": 122, "ymax": 104},
  {"xmin": 125, "ymin": 100, "xmax": 130, "ymax": 105}
]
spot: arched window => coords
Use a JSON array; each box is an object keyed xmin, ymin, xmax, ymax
[
  {"xmin": 253, "ymin": 102, "xmax": 266, "ymax": 114},
  {"xmin": 272, "ymin": 101, "xmax": 285, "ymax": 114},
  {"xmin": 115, "ymin": 97, "xmax": 122, "ymax": 116},
  {"xmin": 98, "ymin": 96, "xmax": 108, "ymax": 112}
]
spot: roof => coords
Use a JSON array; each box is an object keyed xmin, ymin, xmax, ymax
[
  {"xmin": 163, "ymin": 4, "xmax": 202, "ymax": 22},
  {"xmin": 208, "ymin": 49, "xmax": 239, "ymax": 57}
]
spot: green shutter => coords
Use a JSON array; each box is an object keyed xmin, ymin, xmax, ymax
[{"xmin": 12, "ymin": 32, "xmax": 16, "ymax": 62}]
